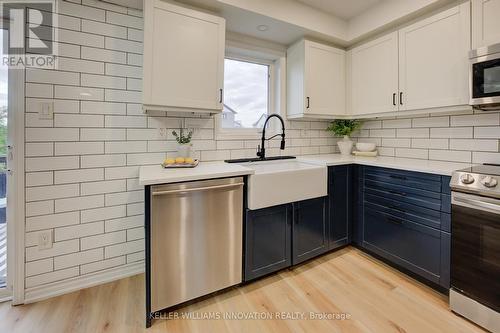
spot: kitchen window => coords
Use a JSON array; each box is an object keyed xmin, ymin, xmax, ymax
[{"xmin": 217, "ymin": 56, "xmax": 278, "ymax": 139}]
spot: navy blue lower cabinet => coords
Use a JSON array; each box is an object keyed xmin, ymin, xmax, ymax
[
  {"xmin": 292, "ymin": 197, "xmax": 328, "ymax": 265},
  {"xmin": 328, "ymin": 166, "xmax": 351, "ymax": 250},
  {"xmin": 244, "ymin": 204, "xmax": 292, "ymax": 281},
  {"xmin": 358, "ymin": 166, "xmax": 451, "ymax": 289}
]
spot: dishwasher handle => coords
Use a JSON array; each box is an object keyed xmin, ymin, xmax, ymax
[{"xmin": 152, "ymin": 182, "xmax": 244, "ymax": 196}]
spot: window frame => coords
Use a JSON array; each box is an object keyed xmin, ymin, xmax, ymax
[{"xmin": 216, "ymin": 53, "xmax": 277, "ymax": 140}]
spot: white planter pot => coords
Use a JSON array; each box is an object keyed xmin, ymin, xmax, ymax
[
  {"xmin": 337, "ymin": 136, "xmax": 353, "ymax": 156},
  {"xmin": 177, "ymin": 143, "xmax": 192, "ymax": 158}
]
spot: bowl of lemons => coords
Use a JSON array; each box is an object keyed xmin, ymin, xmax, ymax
[{"xmin": 162, "ymin": 157, "xmax": 198, "ymax": 168}]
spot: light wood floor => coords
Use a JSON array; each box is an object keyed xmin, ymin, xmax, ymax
[{"xmin": 0, "ymin": 247, "xmax": 486, "ymax": 333}]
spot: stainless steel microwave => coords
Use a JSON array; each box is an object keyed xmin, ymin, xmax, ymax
[{"xmin": 469, "ymin": 43, "xmax": 500, "ymax": 110}]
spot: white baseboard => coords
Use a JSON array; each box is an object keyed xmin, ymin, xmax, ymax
[{"xmin": 24, "ymin": 261, "xmax": 145, "ymax": 304}]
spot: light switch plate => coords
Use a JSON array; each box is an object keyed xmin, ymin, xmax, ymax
[
  {"xmin": 39, "ymin": 102, "xmax": 54, "ymax": 120},
  {"xmin": 38, "ymin": 230, "xmax": 53, "ymax": 250}
]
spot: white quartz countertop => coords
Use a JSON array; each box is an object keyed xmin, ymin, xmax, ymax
[
  {"xmin": 139, "ymin": 161, "xmax": 254, "ymax": 186},
  {"xmin": 139, "ymin": 154, "xmax": 470, "ymax": 186},
  {"xmin": 297, "ymin": 154, "xmax": 470, "ymax": 176}
]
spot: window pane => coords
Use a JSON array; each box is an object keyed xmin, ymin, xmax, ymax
[{"xmin": 223, "ymin": 59, "xmax": 269, "ymax": 129}]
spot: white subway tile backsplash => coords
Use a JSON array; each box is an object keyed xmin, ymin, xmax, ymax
[
  {"xmin": 105, "ymin": 141, "xmax": 146, "ymax": 154},
  {"xmin": 81, "ymin": 154, "xmax": 126, "ymax": 168},
  {"xmin": 428, "ymin": 150, "xmax": 472, "ymax": 163},
  {"xmin": 105, "ymin": 166, "xmax": 139, "ymax": 179},
  {"xmin": 26, "ymin": 143, "xmax": 54, "ymax": 157},
  {"xmin": 55, "ymin": 221, "xmax": 104, "ymax": 242},
  {"xmin": 26, "ymin": 258, "xmax": 54, "ymax": 277},
  {"xmin": 81, "ymin": 101, "xmax": 126, "ymax": 115},
  {"xmin": 81, "ymin": 46, "xmax": 127, "ymax": 65},
  {"xmin": 105, "ymin": 190, "xmax": 143, "ymax": 206},
  {"xmin": 105, "ymin": 89, "xmax": 142, "ymax": 103},
  {"xmin": 474, "ymin": 126, "xmax": 500, "ymax": 139},
  {"xmin": 25, "ymin": 267, "xmax": 79, "ymax": 288},
  {"xmin": 82, "ymin": 74, "xmax": 127, "ymax": 89},
  {"xmin": 80, "ymin": 128, "xmax": 126, "ymax": 141},
  {"xmin": 411, "ymin": 138, "xmax": 449, "ymax": 150},
  {"xmin": 104, "ymin": 239, "xmax": 144, "ymax": 259},
  {"xmin": 80, "ymin": 256, "xmax": 125, "ymax": 275},
  {"xmin": 430, "ymin": 127, "xmax": 473, "ymax": 138},
  {"xmin": 26, "ymin": 183, "xmax": 79, "ymax": 202},
  {"xmin": 55, "ymin": 114, "xmax": 105, "ymax": 128},
  {"xmin": 26, "ymin": 201, "xmax": 54, "ymax": 217},
  {"xmin": 449, "ymin": 139, "xmax": 499, "ymax": 152},
  {"xmin": 81, "ymin": 19, "xmax": 128, "ymax": 38},
  {"xmin": 26, "ymin": 211, "xmax": 80, "ymax": 232},
  {"xmin": 54, "ymin": 168, "xmax": 104, "ymax": 184},
  {"xmin": 450, "ymin": 113, "xmax": 500, "ymax": 127},
  {"xmin": 412, "ymin": 116, "xmax": 449, "ymax": 128},
  {"xmin": 105, "ymin": 37, "xmax": 142, "ymax": 54},
  {"xmin": 472, "ymin": 152, "xmax": 500, "ymax": 164},
  {"xmin": 397, "ymin": 128, "xmax": 429, "ymax": 138},
  {"xmin": 26, "ymin": 128, "xmax": 79, "ymax": 142},
  {"xmin": 26, "ymin": 156, "xmax": 79, "ymax": 172},
  {"xmin": 59, "ymin": 1, "xmax": 106, "ymax": 21},
  {"xmin": 55, "ymin": 195, "xmax": 105, "ymax": 213},
  {"xmin": 27, "ymin": 69, "xmax": 80, "ymax": 86},
  {"xmin": 81, "ymin": 231, "xmax": 126, "ymax": 251},
  {"xmin": 26, "ymin": 172, "xmax": 54, "ymax": 187},
  {"xmin": 26, "ymin": 83, "xmax": 53, "ymax": 98},
  {"xmin": 81, "ymin": 179, "xmax": 126, "ymax": 195},
  {"xmin": 55, "ymin": 86, "xmax": 104, "ymax": 100},
  {"xmin": 81, "ymin": 205, "xmax": 126, "ymax": 223},
  {"xmin": 58, "ymin": 29, "xmax": 105, "ymax": 48},
  {"xmin": 54, "ymin": 248, "xmax": 104, "ymax": 270},
  {"xmin": 106, "ymin": 11, "xmax": 143, "ymax": 29},
  {"xmin": 105, "ymin": 115, "xmax": 146, "ymax": 128},
  {"xmin": 55, "ymin": 142, "xmax": 104, "ymax": 156}
]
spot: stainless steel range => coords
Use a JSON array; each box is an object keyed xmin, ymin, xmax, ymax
[{"xmin": 450, "ymin": 164, "xmax": 500, "ymax": 333}]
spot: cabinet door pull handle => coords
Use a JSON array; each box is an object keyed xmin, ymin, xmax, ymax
[
  {"xmin": 219, "ymin": 89, "xmax": 223, "ymax": 103},
  {"xmin": 390, "ymin": 174, "xmax": 407, "ymax": 181},
  {"xmin": 392, "ymin": 93, "xmax": 396, "ymax": 106},
  {"xmin": 388, "ymin": 205, "xmax": 406, "ymax": 213},
  {"xmin": 306, "ymin": 97, "xmax": 310, "ymax": 109},
  {"xmin": 399, "ymin": 92, "xmax": 403, "ymax": 105}
]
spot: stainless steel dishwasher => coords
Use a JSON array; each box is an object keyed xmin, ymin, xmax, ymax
[{"xmin": 150, "ymin": 177, "xmax": 243, "ymax": 313}]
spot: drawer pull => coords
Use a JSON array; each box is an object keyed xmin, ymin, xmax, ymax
[
  {"xmin": 390, "ymin": 175, "xmax": 407, "ymax": 180},
  {"xmin": 386, "ymin": 216, "xmax": 403, "ymax": 225},
  {"xmin": 389, "ymin": 190, "xmax": 407, "ymax": 196}
]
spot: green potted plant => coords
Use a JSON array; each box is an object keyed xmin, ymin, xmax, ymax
[
  {"xmin": 326, "ymin": 119, "xmax": 362, "ymax": 156},
  {"xmin": 172, "ymin": 128, "xmax": 193, "ymax": 158}
]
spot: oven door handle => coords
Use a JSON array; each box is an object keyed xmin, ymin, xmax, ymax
[{"xmin": 452, "ymin": 194, "xmax": 500, "ymax": 214}]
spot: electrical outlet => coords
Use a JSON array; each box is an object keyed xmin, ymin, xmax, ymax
[
  {"xmin": 38, "ymin": 230, "xmax": 53, "ymax": 250},
  {"xmin": 39, "ymin": 102, "xmax": 54, "ymax": 120}
]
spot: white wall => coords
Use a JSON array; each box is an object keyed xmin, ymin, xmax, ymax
[{"xmin": 22, "ymin": 0, "xmax": 336, "ymax": 300}]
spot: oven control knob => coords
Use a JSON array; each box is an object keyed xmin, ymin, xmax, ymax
[
  {"xmin": 481, "ymin": 176, "xmax": 498, "ymax": 188},
  {"xmin": 460, "ymin": 173, "xmax": 475, "ymax": 184}
]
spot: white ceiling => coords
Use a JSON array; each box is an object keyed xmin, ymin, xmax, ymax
[{"xmin": 295, "ymin": 0, "xmax": 383, "ymax": 20}]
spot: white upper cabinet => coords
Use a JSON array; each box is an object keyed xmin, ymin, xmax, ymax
[
  {"xmin": 398, "ymin": 3, "xmax": 470, "ymax": 111},
  {"xmin": 287, "ymin": 40, "xmax": 346, "ymax": 119},
  {"xmin": 349, "ymin": 32, "xmax": 399, "ymax": 116},
  {"xmin": 143, "ymin": 0, "xmax": 225, "ymax": 113},
  {"xmin": 349, "ymin": 3, "xmax": 470, "ymax": 117},
  {"xmin": 472, "ymin": 0, "xmax": 500, "ymax": 48}
]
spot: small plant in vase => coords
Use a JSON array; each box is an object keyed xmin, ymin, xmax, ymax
[
  {"xmin": 172, "ymin": 128, "xmax": 193, "ymax": 158},
  {"xmin": 326, "ymin": 119, "xmax": 362, "ymax": 156}
]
